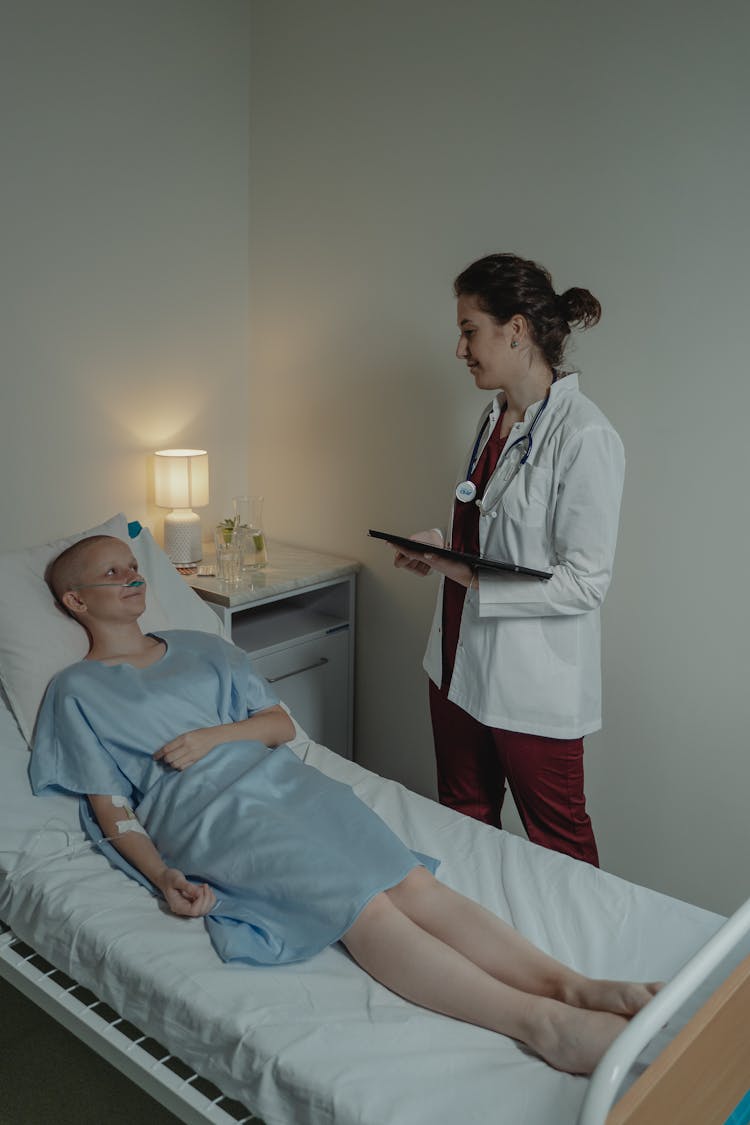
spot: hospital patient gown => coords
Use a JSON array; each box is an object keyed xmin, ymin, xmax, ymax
[{"xmin": 30, "ymin": 630, "xmax": 437, "ymax": 966}]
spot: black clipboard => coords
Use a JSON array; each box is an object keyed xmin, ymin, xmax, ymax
[{"xmin": 368, "ymin": 529, "xmax": 552, "ymax": 580}]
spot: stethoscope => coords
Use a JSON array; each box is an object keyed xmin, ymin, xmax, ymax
[{"xmin": 455, "ymin": 377, "xmax": 556, "ymax": 504}]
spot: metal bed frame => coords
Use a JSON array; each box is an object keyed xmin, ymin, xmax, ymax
[{"xmin": 0, "ymin": 920, "xmax": 262, "ymax": 1125}]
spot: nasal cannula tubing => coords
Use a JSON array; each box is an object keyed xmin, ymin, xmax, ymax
[{"xmin": 71, "ymin": 580, "xmax": 146, "ymax": 590}]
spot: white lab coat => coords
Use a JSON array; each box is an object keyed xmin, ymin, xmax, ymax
[{"xmin": 423, "ymin": 373, "xmax": 625, "ymax": 739}]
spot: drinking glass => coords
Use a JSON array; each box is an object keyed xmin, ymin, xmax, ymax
[
  {"xmin": 232, "ymin": 495, "xmax": 268, "ymax": 570},
  {"xmin": 214, "ymin": 524, "xmax": 243, "ymax": 585}
]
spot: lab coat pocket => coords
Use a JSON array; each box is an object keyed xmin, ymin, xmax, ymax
[
  {"xmin": 541, "ymin": 616, "xmax": 580, "ymax": 667},
  {"xmin": 499, "ymin": 463, "xmax": 552, "ymax": 528}
]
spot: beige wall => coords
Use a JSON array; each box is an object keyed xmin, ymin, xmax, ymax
[
  {"xmin": 2, "ymin": 0, "xmax": 747, "ymax": 918},
  {"xmin": 0, "ymin": 0, "xmax": 252, "ymax": 551},
  {"xmin": 248, "ymin": 0, "xmax": 750, "ymax": 914}
]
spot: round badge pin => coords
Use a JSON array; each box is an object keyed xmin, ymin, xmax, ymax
[{"xmin": 455, "ymin": 480, "xmax": 477, "ymax": 503}]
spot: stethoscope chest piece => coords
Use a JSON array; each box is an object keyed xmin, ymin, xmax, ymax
[{"xmin": 455, "ymin": 480, "xmax": 477, "ymax": 503}]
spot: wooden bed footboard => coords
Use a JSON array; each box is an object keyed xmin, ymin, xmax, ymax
[{"xmin": 607, "ymin": 954, "xmax": 750, "ymax": 1125}]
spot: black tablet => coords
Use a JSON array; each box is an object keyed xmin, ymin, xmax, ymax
[{"xmin": 368, "ymin": 530, "xmax": 552, "ymax": 580}]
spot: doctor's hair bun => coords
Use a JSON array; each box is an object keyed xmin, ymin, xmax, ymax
[
  {"xmin": 454, "ymin": 253, "xmax": 601, "ymax": 368},
  {"xmin": 557, "ymin": 288, "xmax": 601, "ymax": 329}
]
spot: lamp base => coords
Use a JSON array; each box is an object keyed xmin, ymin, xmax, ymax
[{"xmin": 164, "ymin": 509, "xmax": 202, "ymax": 565}]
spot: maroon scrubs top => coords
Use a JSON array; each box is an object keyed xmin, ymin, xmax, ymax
[{"xmin": 440, "ymin": 415, "xmax": 508, "ymax": 690}]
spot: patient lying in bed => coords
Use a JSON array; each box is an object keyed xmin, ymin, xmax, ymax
[{"xmin": 29, "ymin": 534, "xmax": 661, "ymax": 1076}]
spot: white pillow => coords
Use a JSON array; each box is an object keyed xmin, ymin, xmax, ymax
[
  {"xmin": 0, "ymin": 514, "xmax": 223, "ymax": 746},
  {"xmin": 129, "ymin": 524, "xmax": 225, "ymax": 641}
]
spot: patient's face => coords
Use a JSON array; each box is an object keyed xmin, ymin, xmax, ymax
[{"xmin": 63, "ymin": 538, "xmax": 146, "ymax": 622}]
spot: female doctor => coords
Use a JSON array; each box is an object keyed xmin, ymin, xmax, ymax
[{"xmin": 394, "ymin": 253, "xmax": 625, "ymax": 866}]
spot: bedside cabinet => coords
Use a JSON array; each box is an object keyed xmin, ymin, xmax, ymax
[{"xmin": 186, "ymin": 542, "xmax": 359, "ymax": 759}]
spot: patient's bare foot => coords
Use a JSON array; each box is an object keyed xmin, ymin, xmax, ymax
[
  {"xmin": 528, "ymin": 1000, "xmax": 627, "ymax": 1075},
  {"xmin": 564, "ymin": 978, "xmax": 663, "ymax": 1017}
]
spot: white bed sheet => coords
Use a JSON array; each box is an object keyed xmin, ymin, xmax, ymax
[{"xmin": 0, "ymin": 696, "xmax": 737, "ymax": 1125}]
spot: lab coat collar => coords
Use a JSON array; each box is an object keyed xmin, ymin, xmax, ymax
[{"xmin": 491, "ymin": 370, "xmax": 580, "ymax": 424}]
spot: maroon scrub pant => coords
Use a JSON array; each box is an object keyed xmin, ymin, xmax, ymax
[{"xmin": 429, "ymin": 680, "xmax": 599, "ymax": 866}]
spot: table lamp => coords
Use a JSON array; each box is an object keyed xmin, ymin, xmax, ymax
[{"xmin": 154, "ymin": 448, "xmax": 209, "ymax": 565}]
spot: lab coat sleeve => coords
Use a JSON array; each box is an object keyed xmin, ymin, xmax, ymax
[{"xmin": 476, "ymin": 425, "xmax": 625, "ymax": 618}]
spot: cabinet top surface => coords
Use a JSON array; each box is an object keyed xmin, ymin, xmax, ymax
[{"xmin": 185, "ymin": 540, "xmax": 360, "ymax": 607}]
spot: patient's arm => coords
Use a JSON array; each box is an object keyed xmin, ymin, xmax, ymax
[
  {"xmin": 88, "ymin": 794, "xmax": 216, "ymax": 917},
  {"xmin": 152, "ymin": 703, "xmax": 295, "ymax": 772}
]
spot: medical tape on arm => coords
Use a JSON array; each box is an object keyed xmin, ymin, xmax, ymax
[
  {"xmin": 110, "ymin": 795, "xmax": 148, "ymax": 837},
  {"xmin": 115, "ymin": 820, "xmax": 148, "ymax": 837}
]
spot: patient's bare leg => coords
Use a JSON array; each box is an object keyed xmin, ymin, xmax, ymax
[
  {"xmin": 341, "ymin": 891, "xmax": 626, "ymax": 1075},
  {"xmin": 385, "ymin": 868, "xmax": 660, "ymax": 1015}
]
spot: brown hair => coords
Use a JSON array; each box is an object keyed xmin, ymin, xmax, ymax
[{"xmin": 453, "ymin": 253, "xmax": 601, "ymax": 368}]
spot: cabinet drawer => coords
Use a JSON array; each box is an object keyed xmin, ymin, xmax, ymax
[{"xmin": 250, "ymin": 631, "xmax": 350, "ymax": 758}]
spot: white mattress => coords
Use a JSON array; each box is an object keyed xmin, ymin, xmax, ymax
[{"xmin": 0, "ymin": 697, "xmax": 737, "ymax": 1125}]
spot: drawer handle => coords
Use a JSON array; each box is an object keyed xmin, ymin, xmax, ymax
[{"xmin": 267, "ymin": 657, "xmax": 329, "ymax": 684}]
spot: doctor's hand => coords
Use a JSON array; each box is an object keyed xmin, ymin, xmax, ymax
[
  {"xmin": 153, "ymin": 727, "xmax": 222, "ymax": 771},
  {"xmin": 420, "ymin": 554, "xmax": 475, "ymax": 589},
  {"xmin": 392, "ymin": 529, "xmax": 445, "ymax": 577},
  {"xmin": 156, "ymin": 867, "xmax": 216, "ymax": 917}
]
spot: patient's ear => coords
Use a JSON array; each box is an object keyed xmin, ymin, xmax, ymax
[{"xmin": 60, "ymin": 590, "xmax": 86, "ymax": 617}]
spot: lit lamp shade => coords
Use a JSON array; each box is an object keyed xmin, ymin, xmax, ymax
[{"xmin": 154, "ymin": 449, "xmax": 209, "ymax": 565}]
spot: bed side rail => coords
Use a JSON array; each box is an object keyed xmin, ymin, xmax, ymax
[{"xmin": 578, "ymin": 896, "xmax": 750, "ymax": 1125}]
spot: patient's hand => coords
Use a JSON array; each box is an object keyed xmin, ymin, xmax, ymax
[
  {"xmin": 153, "ymin": 727, "xmax": 219, "ymax": 770},
  {"xmin": 157, "ymin": 867, "xmax": 216, "ymax": 917},
  {"xmin": 154, "ymin": 708, "xmax": 295, "ymax": 768}
]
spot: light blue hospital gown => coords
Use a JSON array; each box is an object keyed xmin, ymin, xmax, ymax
[{"xmin": 30, "ymin": 630, "xmax": 438, "ymax": 966}]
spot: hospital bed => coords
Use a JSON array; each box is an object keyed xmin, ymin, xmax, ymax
[{"xmin": 1, "ymin": 515, "xmax": 749, "ymax": 1125}]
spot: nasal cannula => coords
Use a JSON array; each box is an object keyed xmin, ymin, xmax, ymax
[{"xmin": 71, "ymin": 580, "xmax": 146, "ymax": 590}]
